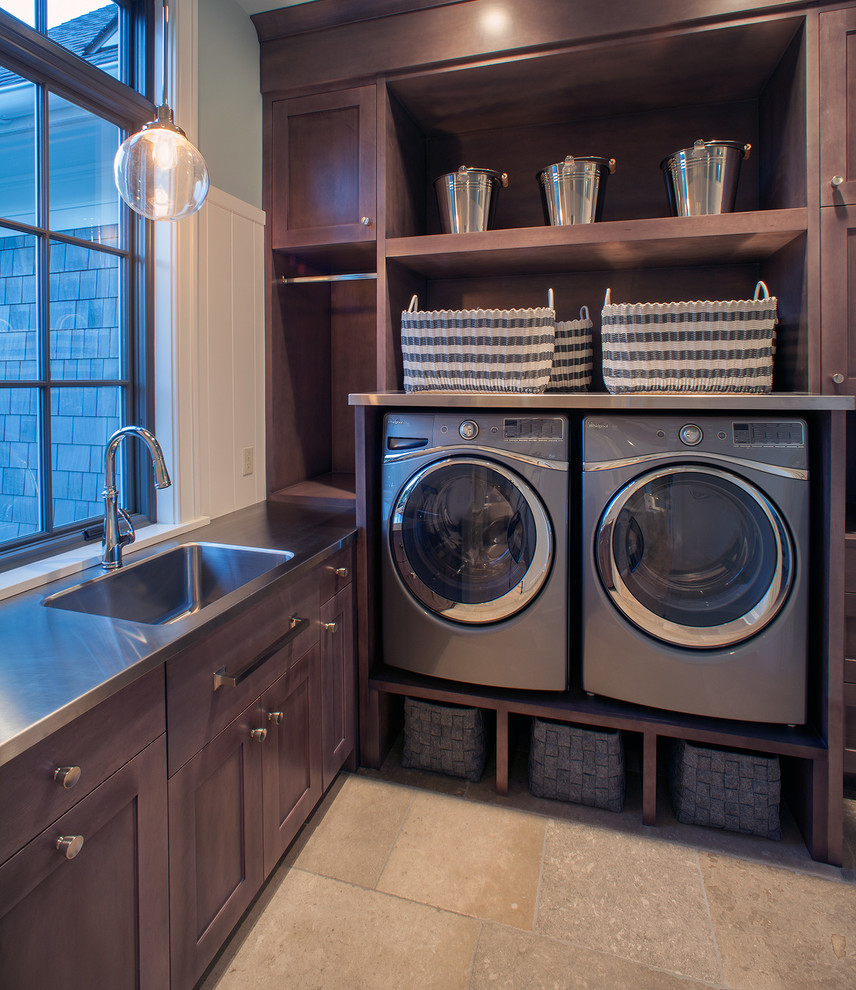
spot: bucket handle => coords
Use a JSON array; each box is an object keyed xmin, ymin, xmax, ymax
[
  {"xmin": 580, "ymin": 305, "xmax": 590, "ymax": 321},
  {"xmin": 407, "ymin": 294, "xmax": 419, "ymax": 312},
  {"xmin": 753, "ymin": 281, "xmax": 770, "ymax": 301}
]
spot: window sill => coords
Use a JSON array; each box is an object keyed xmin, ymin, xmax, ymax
[{"xmin": 0, "ymin": 517, "xmax": 211, "ymax": 604}]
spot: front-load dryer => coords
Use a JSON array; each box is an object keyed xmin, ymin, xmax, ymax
[
  {"xmin": 582, "ymin": 415, "xmax": 808, "ymax": 723},
  {"xmin": 382, "ymin": 411, "xmax": 569, "ymax": 690}
]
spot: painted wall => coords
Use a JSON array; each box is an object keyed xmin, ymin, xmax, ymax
[{"xmin": 197, "ymin": 0, "xmax": 262, "ymax": 209}]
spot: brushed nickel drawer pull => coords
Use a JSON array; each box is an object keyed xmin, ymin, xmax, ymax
[
  {"xmin": 53, "ymin": 766, "xmax": 81, "ymax": 789},
  {"xmin": 213, "ymin": 615, "xmax": 309, "ymax": 690},
  {"xmin": 56, "ymin": 835, "xmax": 84, "ymax": 859},
  {"xmin": 323, "ymin": 621, "xmax": 338, "ymax": 633}
]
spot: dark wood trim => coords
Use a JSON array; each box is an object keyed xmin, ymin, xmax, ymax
[
  {"xmin": 252, "ymin": 0, "xmax": 474, "ymax": 42},
  {"xmin": 258, "ymin": 0, "xmax": 812, "ymax": 95}
]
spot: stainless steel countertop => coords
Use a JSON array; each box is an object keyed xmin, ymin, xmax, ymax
[
  {"xmin": 349, "ymin": 391, "xmax": 856, "ymax": 410},
  {"xmin": 0, "ymin": 500, "xmax": 357, "ymax": 769}
]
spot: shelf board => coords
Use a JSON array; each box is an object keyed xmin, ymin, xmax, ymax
[
  {"xmin": 386, "ymin": 209, "xmax": 807, "ymax": 277},
  {"xmin": 269, "ymin": 473, "xmax": 356, "ymax": 508},
  {"xmin": 349, "ymin": 391, "xmax": 855, "ymax": 411},
  {"xmin": 369, "ymin": 663, "xmax": 826, "ymax": 759}
]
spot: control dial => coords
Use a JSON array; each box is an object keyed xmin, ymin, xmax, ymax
[
  {"xmin": 459, "ymin": 420, "xmax": 479, "ymax": 440},
  {"xmin": 679, "ymin": 424, "xmax": 703, "ymax": 446}
]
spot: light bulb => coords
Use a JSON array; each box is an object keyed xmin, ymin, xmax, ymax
[{"xmin": 114, "ymin": 105, "xmax": 209, "ymax": 221}]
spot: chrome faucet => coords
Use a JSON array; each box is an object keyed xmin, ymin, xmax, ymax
[{"xmin": 101, "ymin": 426, "xmax": 172, "ymax": 570}]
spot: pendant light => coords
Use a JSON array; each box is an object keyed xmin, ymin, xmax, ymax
[{"xmin": 113, "ymin": 0, "xmax": 209, "ymax": 221}]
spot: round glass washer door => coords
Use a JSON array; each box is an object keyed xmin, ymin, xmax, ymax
[
  {"xmin": 389, "ymin": 456, "xmax": 553, "ymax": 624},
  {"xmin": 596, "ymin": 465, "xmax": 794, "ymax": 648}
]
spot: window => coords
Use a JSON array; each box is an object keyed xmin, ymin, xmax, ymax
[{"xmin": 0, "ymin": 1, "xmax": 154, "ymax": 562}]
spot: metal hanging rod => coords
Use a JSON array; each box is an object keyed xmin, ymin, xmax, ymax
[{"xmin": 279, "ymin": 272, "xmax": 378, "ymax": 284}]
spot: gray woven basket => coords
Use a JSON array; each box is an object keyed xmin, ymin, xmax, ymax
[
  {"xmin": 400, "ymin": 295, "xmax": 555, "ymax": 393},
  {"xmin": 669, "ymin": 739, "xmax": 781, "ymax": 839},
  {"xmin": 528, "ymin": 718, "xmax": 625, "ymax": 812},
  {"xmin": 547, "ymin": 306, "xmax": 593, "ymax": 392},
  {"xmin": 601, "ymin": 281, "xmax": 777, "ymax": 393},
  {"xmin": 401, "ymin": 697, "xmax": 486, "ymax": 781}
]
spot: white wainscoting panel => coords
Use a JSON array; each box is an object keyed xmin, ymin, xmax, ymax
[{"xmin": 197, "ymin": 186, "xmax": 267, "ymax": 518}]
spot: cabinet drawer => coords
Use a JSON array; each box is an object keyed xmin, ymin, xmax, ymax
[
  {"xmin": 319, "ymin": 544, "xmax": 355, "ymax": 604},
  {"xmin": 166, "ymin": 574, "xmax": 320, "ymax": 775},
  {"xmin": 0, "ymin": 666, "xmax": 164, "ymax": 866}
]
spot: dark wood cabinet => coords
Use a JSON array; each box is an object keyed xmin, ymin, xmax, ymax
[
  {"xmin": 261, "ymin": 645, "xmax": 323, "ymax": 874},
  {"xmin": 821, "ymin": 205, "xmax": 856, "ymax": 394},
  {"xmin": 321, "ymin": 585, "xmax": 356, "ymax": 790},
  {"xmin": 820, "ymin": 7, "xmax": 856, "ymax": 208},
  {"xmin": 269, "ymin": 86, "xmax": 377, "ymax": 254},
  {"xmin": 168, "ymin": 702, "xmax": 265, "ymax": 990},
  {"xmin": 0, "ymin": 736, "xmax": 169, "ymax": 990}
]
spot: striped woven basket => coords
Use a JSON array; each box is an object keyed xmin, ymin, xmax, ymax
[
  {"xmin": 548, "ymin": 306, "xmax": 593, "ymax": 392},
  {"xmin": 601, "ymin": 281, "xmax": 777, "ymax": 394},
  {"xmin": 401, "ymin": 295, "xmax": 555, "ymax": 393}
]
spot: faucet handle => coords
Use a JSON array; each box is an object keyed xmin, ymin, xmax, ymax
[{"xmin": 117, "ymin": 506, "xmax": 136, "ymax": 548}]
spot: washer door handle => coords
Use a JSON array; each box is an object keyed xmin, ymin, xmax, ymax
[{"xmin": 597, "ymin": 519, "xmax": 616, "ymax": 590}]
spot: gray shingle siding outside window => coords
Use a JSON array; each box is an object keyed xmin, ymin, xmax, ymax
[{"xmin": 0, "ymin": 227, "xmax": 121, "ymax": 540}]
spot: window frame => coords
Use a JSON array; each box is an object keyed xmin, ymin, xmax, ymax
[{"xmin": 0, "ymin": 2, "xmax": 158, "ymax": 568}]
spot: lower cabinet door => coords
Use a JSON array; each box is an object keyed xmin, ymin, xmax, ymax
[
  {"xmin": 0, "ymin": 735, "xmax": 169, "ymax": 990},
  {"xmin": 261, "ymin": 644, "xmax": 323, "ymax": 875},
  {"xmin": 321, "ymin": 586, "xmax": 356, "ymax": 790},
  {"xmin": 168, "ymin": 704, "xmax": 265, "ymax": 990}
]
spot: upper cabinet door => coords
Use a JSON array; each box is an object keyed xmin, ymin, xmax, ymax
[
  {"xmin": 820, "ymin": 8, "xmax": 856, "ymax": 207},
  {"xmin": 270, "ymin": 86, "xmax": 377, "ymax": 251}
]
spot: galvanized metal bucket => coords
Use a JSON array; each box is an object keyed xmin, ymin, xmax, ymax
[
  {"xmin": 434, "ymin": 166, "xmax": 508, "ymax": 233},
  {"xmin": 661, "ymin": 139, "xmax": 751, "ymax": 216},
  {"xmin": 538, "ymin": 156, "xmax": 615, "ymax": 225}
]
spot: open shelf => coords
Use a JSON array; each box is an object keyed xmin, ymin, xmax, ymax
[
  {"xmin": 386, "ymin": 210, "xmax": 808, "ymax": 277},
  {"xmin": 269, "ymin": 473, "xmax": 357, "ymax": 509},
  {"xmin": 369, "ymin": 663, "xmax": 827, "ymax": 760}
]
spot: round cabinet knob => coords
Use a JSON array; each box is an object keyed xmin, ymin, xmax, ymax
[
  {"xmin": 267, "ymin": 711, "xmax": 284, "ymax": 725},
  {"xmin": 53, "ymin": 766, "xmax": 81, "ymax": 789},
  {"xmin": 250, "ymin": 728, "xmax": 268, "ymax": 743},
  {"xmin": 832, "ymin": 175, "xmax": 845, "ymax": 187},
  {"xmin": 323, "ymin": 621, "xmax": 338, "ymax": 633},
  {"xmin": 333, "ymin": 566, "xmax": 349, "ymax": 578},
  {"xmin": 832, "ymin": 372, "xmax": 845, "ymax": 384},
  {"xmin": 360, "ymin": 216, "xmax": 373, "ymax": 226},
  {"xmin": 56, "ymin": 835, "xmax": 84, "ymax": 860}
]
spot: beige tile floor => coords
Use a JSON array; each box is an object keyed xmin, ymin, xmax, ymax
[{"xmin": 199, "ymin": 740, "xmax": 856, "ymax": 990}]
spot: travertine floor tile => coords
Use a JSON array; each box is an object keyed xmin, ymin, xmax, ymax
[
  {"xmin": 288, "ymin": 775, "xmax": 413, "ymax": 887},
  {"xmin": 377, "ymin": 790, "xmax": 545, "ymax": 928},
  {"xmin": 471, "ymin": 923, "xmax": 719, "ymax": 990},
  {"xmin": 537, "ymin": 819, "xmax": 720, "ymax": 983},
  {"xmin": 700, "ymin": 851, "xmax": 856, "ymax": 990},
  {"xmin": 208, "ymin": 869, "xmax": 479, "ymax": 990}
]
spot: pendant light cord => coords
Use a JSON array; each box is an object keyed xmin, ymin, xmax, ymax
[{"xmin": 161, "ymin": 0, "xmax": 169, "ymax": 108}]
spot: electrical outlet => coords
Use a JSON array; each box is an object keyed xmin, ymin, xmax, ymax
[{"xmin": 241, "ymin": 445, "xmax": 254, "ymax": 477}]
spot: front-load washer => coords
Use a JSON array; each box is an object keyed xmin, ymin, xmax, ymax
[
  {"xmin": 382, "ymin": 411, "xmax": 569, "ymax": 690},
  {"xmin": 582, "ymin": 415, "xmax": 809, "ymax": 723}
]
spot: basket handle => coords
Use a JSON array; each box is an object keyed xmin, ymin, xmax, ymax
[
  {"xmin": 580, "ymin": 305, "xmax": 590, "ymax": 321},
  {"xmin": 603, "ymin": 287, "xmax": 612, "ymax": 307},
  {"xmin": 407, "ymin": 294, "xmax": 419, "ymax": 312},
  {"xmin": 547, "ymin": 287, "xmax": 554, "ymax": 310},
  {"xmin": 753, "ymin": 281, "xmax": 770, "ymax": 301}
]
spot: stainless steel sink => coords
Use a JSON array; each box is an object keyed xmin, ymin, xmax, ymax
[{"xmin": 43, "ymin": 542, "xmax": 293, "ymax": 625}]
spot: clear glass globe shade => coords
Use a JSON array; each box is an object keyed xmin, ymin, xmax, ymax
[{"xmin": 114, "ymin": 121, "xmax": 209, "ymax": 221}]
